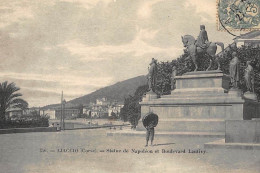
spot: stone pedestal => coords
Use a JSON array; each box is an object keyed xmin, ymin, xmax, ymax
[
  {"xmin": 204, "ymin": 119, "xmax": 260, "ymax": 150},
  {"xmin": 142, "ymin": 90, "xmax": 158, "ymax": 101},
  {"xmin": 225, "ymin": 120, "xmax": 260, "ymax": 143},
  {"xmin": 138, "ymin": 71, "xmax": 260, "ymax": 134},
  {"xmin": 243, "ymin": 91, "xmax": 257, "ymax": 101}
]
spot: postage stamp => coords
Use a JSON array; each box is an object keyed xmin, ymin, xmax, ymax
[{"xmin": 217, "ymin": 0, "xmax": 260, "ymax": 31}]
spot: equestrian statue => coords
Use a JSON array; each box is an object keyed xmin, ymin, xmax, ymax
[{"xmin": 181, "ymin": 25, "xmax": 224, "ymax": 71}]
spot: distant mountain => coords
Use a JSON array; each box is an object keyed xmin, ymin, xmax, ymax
[{"xmin": 42, "ymin": 75, "xmax": 147, "ymax": 109}]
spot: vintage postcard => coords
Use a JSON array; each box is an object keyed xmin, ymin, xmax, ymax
[
  {"xmin": 217, "ymin": 0, "xmax": 260, "ymax": 31},
  {"xmin": 0, "ymin": 0, "xmax": 260, "ymax": 173}
]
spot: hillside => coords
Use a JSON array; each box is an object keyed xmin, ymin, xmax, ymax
[{"xmin": 42, "ymin": 75, "xmax": 147, "ymax": 109}]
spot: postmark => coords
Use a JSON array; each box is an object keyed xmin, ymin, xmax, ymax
[{"xmin": 217, "ymin": 0, "xmax": 260, "ymax": 31}]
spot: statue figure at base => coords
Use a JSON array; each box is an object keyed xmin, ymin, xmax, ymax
[
  {"xmin": 244, "ymin": 61, "xmax": 255, "ymax": 93},
  {"xmin": 229, "ymin": 52, "xmax": 240, "ymax": 89},
  {"xmin": 147, "ymin": 58, "xmax": 157, "ymax": 92}
]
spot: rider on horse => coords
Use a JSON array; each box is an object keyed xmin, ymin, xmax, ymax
[
  {"xmin": 195, "ymin": 25, "xmax": 209, "ymax": 50},
  {"xmin": 181, "ymin": 25, "xmax": 224, "ymax": 71}
]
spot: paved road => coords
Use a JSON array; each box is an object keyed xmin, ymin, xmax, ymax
[{"xmin": 0, "ymin": 128, "xmax": 259, "ymax": 173}]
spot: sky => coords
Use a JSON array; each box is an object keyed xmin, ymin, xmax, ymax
[{"xmin": 0, "ymin": 0, "xmax": 239, "ymax": 107}]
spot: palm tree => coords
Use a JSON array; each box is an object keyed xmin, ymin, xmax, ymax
[{"xmin": 0, "ymin": 81, "xmax": 28, "ymax": 123}]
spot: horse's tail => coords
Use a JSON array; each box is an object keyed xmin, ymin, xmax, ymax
[{"xmin": 215, "ymin": 42, "xmax": 224, "ymax": 58}]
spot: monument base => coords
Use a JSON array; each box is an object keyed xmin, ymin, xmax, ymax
[
  {"xmin": 138, "ymin": 71, "xmax": 260, "ymax": 134},
  {"xmin": 142, "ymin": 90, "xmax": 157, "ymax": 101},
  {"xmin": 204, "ymin": 119, "xmax": 260, "ymax": 150},
  {"xmin": 225, "ymin": 120, "xmax": 260, "ymax": 143}
]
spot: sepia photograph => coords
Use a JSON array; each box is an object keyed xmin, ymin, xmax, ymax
[{"xmin": 0, "ymin": 0, "xmax": 260, "ymax": 172}]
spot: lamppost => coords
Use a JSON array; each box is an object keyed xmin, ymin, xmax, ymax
[
  {"xmin": 60, "ymin": 91, "xmax": 63, "ymax": 131},
  {"xmin": 60, "ymin": 91, "xmax": 66, "ymax": 131},
  {"xmin": 63, "ymin": 100, "xmax": 66, "ymax": 130},
  {"xmin": 89, "ymin": 110, "xmax": 92, "ymax": 126}
]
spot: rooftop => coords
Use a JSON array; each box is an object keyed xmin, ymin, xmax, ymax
[{"xmin": 234, "ymin": 31, "xmax": 260, "ymax": 40}]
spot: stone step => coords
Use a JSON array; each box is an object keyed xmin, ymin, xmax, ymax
[
  {"xmin": 162, "ymin": 94, "xmax": 227, "ymax": 99},
  {"xmin": 204, "ymin": 139, "xmax": 260, "ymax": 150},
  {"xmin": 137, "ymin": 119, "xmax": 225, "ymax": 132},
  {"xmin": 170, "ymin": 88, "xmax": 227, "ymax": 96},
  {"xmin": 174, "ymin": 71, "xmax": 229, "ymax": 90},
  {"xmin": 107, "ymin": 130, "xmax": 224, "ymax": 138},
  {"xmin": 146, "ymin": 105, "xmax": 243, "ymax": 119},
  {"xmin": 155, "ymin": 119, "xmax": 225, "ymax": 132}
]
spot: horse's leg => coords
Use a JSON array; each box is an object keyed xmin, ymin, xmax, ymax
[
  {"xmin": 214, "ymin": 42, "xmax": 224, "ymax": 70},
  {"xmin": 206, "ymin": 57, "xmax": 212, "ymax": 71},
  {"xmin": 191, "ymin": 54, "xmax": 198, "ymax": 71},
  {"xmin": 194, "ymin": 63, "xmax": 198, "ymax": 72},
  {"xmin": 206, "ymin": 43, "xmax": 218, "ymax": 71},
  {"xmin": 207, "ymin": 55, "xmax": 220, "ymax": 71},
  {"xmin": 216, "ymin": 56, "xmax": 220, "ymax": 70},
  {"xmin": 187, "ymin": 45, "xmax": 198, "ymax": 71}
]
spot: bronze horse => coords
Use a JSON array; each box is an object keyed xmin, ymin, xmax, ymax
[{"xmin": 181, "ymin": 35, "xmax": 224, "ymax": 71}]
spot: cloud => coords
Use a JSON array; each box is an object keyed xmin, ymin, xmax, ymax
[
  {"xmin": 184, "ymin": 0, "xmax": 216, "ymax": 23},
  {"xmin": 0, "ymin": 72, "xmax": 113, "ymax": 107},
  {"xmin": 137, "ymin": 0, "xmax": 163, "ymax": 19},
  {"xmin": 60, "ymin": 28, "xmax": 182, "ymax": 61},
  {"xmin": 0, "ymin": 1, "xmax": 33, "ymax": 28},
  {"xmin": 60, "ymin": 0, "xmax": 113, "ymax": 9},
  {"xmin": 0, "ymin": 72, "xmax": 112, "ymax": 87},
  {"xmin": 0, "ymin": 0, "xmax": 236, "ymax": 107}
]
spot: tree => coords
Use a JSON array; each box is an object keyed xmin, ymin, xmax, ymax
[
  {"xmin": 111, "ymin": 111, "xmax": 116, "ymax": 117},
  {"xmin": 108, "ymin": 111, "xmax": 117, "ymax": 120},
  {"xmin": 153, "ymin": 45, "xmax": 260, "ymax": 100},
  {"xmin": 0, "ymin": 81, "xmax": 28, "ymax": 123},
  {"xmin": 120, "ymin": 85, "xmax": 148, "ymax": 126}
]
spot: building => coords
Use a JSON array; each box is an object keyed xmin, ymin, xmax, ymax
[
  {"xmin": 108, "ymin": 102, "xmax": 124, "ymax": 117},
  {"xmin": 96, "ymin": 97, "xmax": 110, "ymax": 106},
  {"xmin": 6, "ymin": 107, "xmax": 41, "ymax": 118},
  {"xmin": 5, "ymin": 108, "xmax": 24, "ymax": 119},
  {"xmin": 91, "ymin": 104, "xmax": 108, "ymax": 118},
  {"xmin": 41, "ymin": 109, "xmax": 56, "ymax": 119},
  {"xmin": 83, "ymin": 98, "xmax": 111, "ymax": 118},
  {"xmin": 24, "ymin": 107, "xmax": 40, "ymax": 115},
  {"xmin": 216, "ymin": 31, "xmax": 260, "ymax": 58},
  {"xmin": 55, "ymin": 108, "xmax": 80, "ymax": 120},
  {"xmin": 83, "ymin": 108, "xmax": 89, "ymax": 115},
  {"xmin": 82, "ymin": 99, "xmax": 124, "ymax": 118},
  {"xmin": 234, "ymin": 31, "xmax": 260, "ymax": 47}
]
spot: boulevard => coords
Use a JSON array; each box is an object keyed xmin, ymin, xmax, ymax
[{"xmin": 0, "ymin": 128, "xmax": 259, "ymax": 173}]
